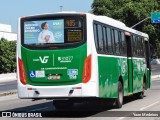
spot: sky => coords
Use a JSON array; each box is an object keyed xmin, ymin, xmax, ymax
[{"xmin": 0, "ymin": 0, "xmax": 93, "ymax": 33}]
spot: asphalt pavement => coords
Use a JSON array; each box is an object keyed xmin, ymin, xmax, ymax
[
  {"xmin": 0, "ymin": 78, "xmax": 160, "ymax": 120},
  {"xmin": 0, "ymin": 81, "xmax": 17, "ymax": 92},
  {"xmin": 151, "ymin": 64, "xmax": 160, "ymax": 76}
]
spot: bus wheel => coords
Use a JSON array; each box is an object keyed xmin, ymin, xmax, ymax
[
  {"xmin": 53, "ymin": 100, "xmax": 73, "ymax": 110},
  {"xmin": 137, "ymin": 91, "xmax": 144, "ymax": 99},
  {"xmin": 137, "ymin": 82, "xmax": 145, "ymax": 99},
  {"xmin": 115, "ymin": 81, "xmax": 123, "ymax": 108}
]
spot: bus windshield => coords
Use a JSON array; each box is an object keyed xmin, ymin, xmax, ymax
[{"xmin": 21, "ymin": 14, "xmax": 86, "ymax": 49}]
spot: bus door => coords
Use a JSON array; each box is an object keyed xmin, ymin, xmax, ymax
[
  {"xmin": 144, "ymin": 39, "xmax": 151, "ymax": 88},
  {"xmin": 125, "ymin": 32, "xmax": 133, "ymax": 94}
]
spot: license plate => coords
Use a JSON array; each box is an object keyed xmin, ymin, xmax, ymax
[{"xmin": 47, "ymin": 74, "xmax": 61, "ymax": 80}]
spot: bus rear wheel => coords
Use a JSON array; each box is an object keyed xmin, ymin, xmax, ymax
[
  {"xmin": 137, "ymin": 91, "xmax": 144, "ymax": 99},
  {"xmin": 114, "ymin": 81, "xmax": 123, "ymax": 108},
  {"xmin": 137, "ymin": 82, "xmax": 145, "ymax": 99}
]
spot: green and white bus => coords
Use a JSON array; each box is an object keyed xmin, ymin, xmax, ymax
[{"xmin": 17, "ymin": 12, "xmax": 151, "ymax": 108}]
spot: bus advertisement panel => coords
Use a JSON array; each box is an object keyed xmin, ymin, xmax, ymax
[{"xmin": 24, "ymin": 20, "xmax": 64, "ymax": 44}]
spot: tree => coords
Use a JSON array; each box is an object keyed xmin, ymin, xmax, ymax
[
  {"xmin": 92, "ymin": 0, "xmax": 160, "ymax": 55},
  {"xmin": 0, "ymin": 38, "xmax": 16, "ymax": 73}
]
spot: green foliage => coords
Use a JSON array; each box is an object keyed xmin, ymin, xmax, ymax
[
  {"xmin": 0, "ymin": 38, "xmax": 16, "ymax": 73},
  {"xmin": 92, "ymin": 0, "xmax": 160, "ymax": 51}
]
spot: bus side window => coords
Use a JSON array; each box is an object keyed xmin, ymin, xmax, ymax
[
  {"xmin": 111, "ymin": 29, "xmax": 115, "ymax": 54},
  {"xmin": 137, "ymin": 36, "xmax": 140, "ymax": 57},
  {"xmin": 139, "ymin": 37, "xmax": 142, "ymax": 57},
  {"xmin": 135, "ymin": 36, "xmax": 138, "ymax": 56},
  {"xmin": 141, "ymin": 37, "xmax": 145, "ymax": 57},
  {"xmin": 93, "ymin": 24, "xmax": 99, "ymax": 51},
  {"xmin": 137, "ymin": 36, "xmax": 142, "ymax": 57},
  {"xmin": 114, "ymin": 29, "xmax": 120, "ymax": 55},
  {"xmin": 97, "ymin": 24, "xmax": 104, "ymax": 53},
  {"xmin": 106, "ymin": 27, "xmax": 113, "ymax": 54},
  {"xmin": 119, "ymin": 30, "xmax": 123, "ymax": 56},
  {"xmin": 142, "ymin": 38, "xmax": 145, "ymax": 57},
  {"xmin": 132, "ymin": 35, "xmax": 136, "ymax": 57},
  {"xmin": 121, "ymin": 32, "xmax": 126, "ymax": 56},
  {"xmin": 145, "ymin": 40, "xmax": 151, "ymax": 69},
  {"xmin": 118, "ymin": 31, "xmax": 122, "ymax": 55},
  {"xmin": 103, "ymin": 26, "xmax": 108, "ymax": 54}
]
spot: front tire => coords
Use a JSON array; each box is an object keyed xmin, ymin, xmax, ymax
[{"xmin": 115, "ymin": 81, "xmax": 123, "ymax": 108}]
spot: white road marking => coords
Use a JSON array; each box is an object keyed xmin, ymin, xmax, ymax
[
  {"xmin": 116, "ymin": 101, "xmax": 160, "ymax": 120},
  {"xmin": 140, "ymin": 101, "xmax": 160, "ymax": 110},
  {"xmin": 116, "ymin": 117, "xmax": 126, "ymax": 120},
  {"xmin": 29, "ymin": 107, "xmax": 49, "ymax": 112}
]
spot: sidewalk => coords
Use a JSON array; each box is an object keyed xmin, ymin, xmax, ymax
[{"xmin": 0, "ymin": 73, "xmax": 17, "ymax": 82}]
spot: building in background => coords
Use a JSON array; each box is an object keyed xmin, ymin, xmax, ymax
[{"xmin": 0, "ymin": 23, "xmax": 17, "ymax": 41}]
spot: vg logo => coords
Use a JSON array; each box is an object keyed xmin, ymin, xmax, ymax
[{"xmin": 39, "ymin": 56, "xmax": 49, "ymax": 64}]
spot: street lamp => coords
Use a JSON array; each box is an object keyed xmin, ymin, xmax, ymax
[{"xmin": 60, "ymin": 6, "xmax": 63, "ymax": 12}]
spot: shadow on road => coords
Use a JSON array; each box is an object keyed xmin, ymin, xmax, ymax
[{"xmin": 4, "ymin": 95, "xmax": 145, "ymax": 117}]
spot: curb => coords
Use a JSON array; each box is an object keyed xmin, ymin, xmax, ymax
[
  {"xmin": 0, "ymin": 90, "xmax": 17, "ymax": 97},
  {"xmin": 0, "ymin": 79, "xmax": 17, "ymax": 83},
  {"xmin": 151, "ymin": 75, "xmax": 160, "ymax": 79}
]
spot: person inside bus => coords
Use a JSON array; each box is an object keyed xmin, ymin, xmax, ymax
[{"xmin": 38, "ymin": 22, "xmax": 55, "ymax": 43}]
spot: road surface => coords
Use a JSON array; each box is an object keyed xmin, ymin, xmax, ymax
[
  {"xmin": 0, "ymin": 78, "xmax": 160, "ymax": 120},
  {"xmin": 151, "ymin": 64, "xmax": 160, "ymax": 76},
  {"xmin": 0, "ymin": 81, "xmax": 17, "ymax": 93}
]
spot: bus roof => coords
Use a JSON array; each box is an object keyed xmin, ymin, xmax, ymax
[
  {"xmin": 86, "ymin": 13, "xmax": 149, "ymax": 38},
  {"xmin": 20, "ymin": 11, "xmax": 149, "ymax": 39}
]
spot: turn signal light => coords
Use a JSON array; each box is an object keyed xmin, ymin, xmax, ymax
[{"xmin": 82, "ymin": 54, "xmax": 91, "ymax": 83}]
